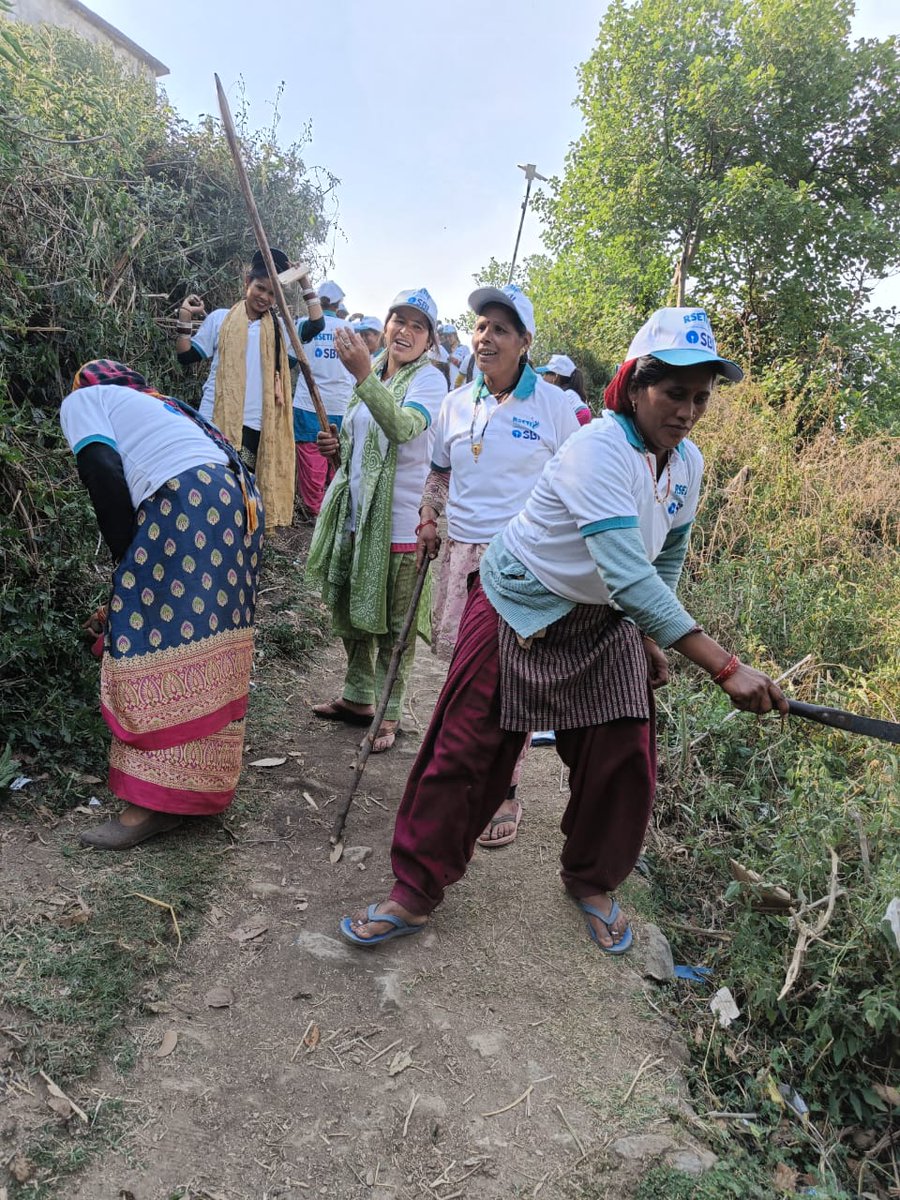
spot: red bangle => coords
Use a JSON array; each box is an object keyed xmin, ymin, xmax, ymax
[
  {"xmin": 415, "ymin": 519, "xmax": 437, "ymax": 536},
  {"xmin": 711, "ymin": 654, "xmax": 740, "ymax": 685}
]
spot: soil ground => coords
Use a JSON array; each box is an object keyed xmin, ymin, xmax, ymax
[{"xmin": 1, "ymin": 533, "xmax": 718, "ymax": 1200}]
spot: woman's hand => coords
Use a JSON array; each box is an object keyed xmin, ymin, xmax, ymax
[
  {"xmin": 415, "ymin": 508, "xmax": 441, "ymax": 568},
  {"xmin": 316, "ymin": 424, "xmax": 340, "ymax": 460},
  {"xmin": 642, "ymin": 636, "xmax": 669, "ymax": 689},
  {"xmin": 720, "ymin": 664, "xmax": 789, "ymax": 715},
  {"xmin": 334, "ymin": 326, "xmax": 373, "ymax": 383},
  {"xmin": 179, "ymin": 293, "xmax": 206, "ymax": 323}
]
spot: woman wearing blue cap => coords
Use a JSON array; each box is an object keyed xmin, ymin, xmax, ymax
[
  {"xmin": 340, "ymin": 307, "xmax": 788, "ymax": 951},
  {"xmin": 306, "ymin": 289, "xmax": 447, "ymax": 752}
]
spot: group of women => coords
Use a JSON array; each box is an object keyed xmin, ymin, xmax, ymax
[{"xmin": 62, "ymin": 249, "xmax": 787, "ymax": 957}]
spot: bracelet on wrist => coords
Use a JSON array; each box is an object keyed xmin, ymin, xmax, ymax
[
  {"xmin": 711, "ymin": 654, "xmax": 740, "ymax": 686},
  {"xmin": 415, "ymin": 519, "xmax": 437, "ymax": 536}
]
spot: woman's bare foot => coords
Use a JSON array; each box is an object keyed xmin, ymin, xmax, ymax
[
  {"xmin": 579, "ymin": 892, "xmax": 630, "ymax": 949},
  {"xmin": 343, "ymin": 899, "xmax": 427, "ymax": 941}
]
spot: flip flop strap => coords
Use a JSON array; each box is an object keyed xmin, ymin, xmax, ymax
[
  {"xmin": 364, "ymin": 904, "xmax": 408, "ymax": 930},
  {"xmin": 578, "ymin": 899, "xmax": 621, "ymax": 930}
]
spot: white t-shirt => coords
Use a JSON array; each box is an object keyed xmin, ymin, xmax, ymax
[
  {"xmin": 347, "ymin": 364, "xmax": 447, "ymax": 544},
  {"xmin": 447, "ymin": 343, "xmax": 471, "ymax": 389},
  {"xmin": 431, "ymin": 375, "xmax": 582, "ymax": 543},
  {"xmin": 293, "ymin": 314, "xmax": 355, "ymax": 418},
  {"xmin": 192, "ymin": 308, "xmax": 293, "ymax": 431},
  {"xmin": 502, "ymin": 413, "xmax": 703, "ymax": 605},
  {"xmin": 60, "ymin": 384, "xmax": 228, "ymax": 508}
]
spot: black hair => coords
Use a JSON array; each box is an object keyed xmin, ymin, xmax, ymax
[
  {"xmin": 630, "ymin": 355, "xmax": 679, "ymax": 390},
  {"xmin": 556, "ymin": 367, "xmax": 588, "ymax": 405},
  {"xmin": 247, "ymin": 247, "xmax": 289, "ymax": 283},
  {"xmin": 384, "ymin": 307, "xmax": 436, "ymax": 350}
]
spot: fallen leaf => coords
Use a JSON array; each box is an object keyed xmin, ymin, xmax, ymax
[
  {"xmin": 10, "ymin": 1154, "xmax": 36, "ymax": 1182},
  {"xmin": 304, "ymin": 1023, "xmax": 320, "ymax": 1049},
  {"xmin": 57, "ymin": 906, "xmax": 91, "ymax": 929},
  {"xmin": 874, "ymin": 1082, "xmax": 900, "ymax": 1108},
  {"xmin": 288, "ymin": 751, "xmax": 304, "ymax": 758},
  {"xmin": 387, "ymin": 1049, "xmax": 413, "ymax": 1076},
  {"xmin": 155, "ymin": 1030, "xmax": 178, "ymax": 1058},
  {"xmin": 144, "ymin": 1000, "xmax": 172, "ymax": 1014},
  {"xmin": 80, "ymin": 774, "xmax": 103, "ymax": 785},
  {"xmin": 329, "ymin": 842, "xmax": 344, "ymax": 864},
  {"xmin": 249, "ymin": 756, "xmax": 287, "ymax": 768},
  {"xmin": 39, "ymin": 1070, "xmax": 88, "ymax": 1122},
  {"xmin": 772, "ymin": 1163, "xmax": 798, "ymax": 1193},
  {"xmin": 72, "ymin": 804, "xmax": 96, "ymax": 815},
  {"xmin": 204, "ymin": 987, "xmax": 234, "ymax": 1009},
  {"xmin": 302, "ymin": 790, "xmax": 319, "ymax": 810},
  {"xmin": 710, "ymin": 987, "xmax": 740, "ymax": 1028},
  {"xmin": 228, "ymin": 920, "xmax": 269, "ymax": 943}
]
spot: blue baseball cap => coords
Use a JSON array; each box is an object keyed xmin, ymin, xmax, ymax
[{"xmin": 351, "ymin": 315, "xmax": 384, "ymax": 335}]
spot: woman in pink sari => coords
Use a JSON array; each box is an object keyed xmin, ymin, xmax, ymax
[{"xmin": 60, "ymin": 360, "xmax": 264, "ymax": 849}]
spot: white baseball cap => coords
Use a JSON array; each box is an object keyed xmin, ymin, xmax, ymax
[
  {"xmin": 627, "ymin": 308, "xmax": 743, "ymax": 381},
  {"xmin": 468, "ymin": 284, "xmax": 536, "ymax": 337},
  {"xmin": 318, "ymin": 280, "xmax": 346, "ymax": 305},
  {"xmin": 388, "ymin": 288, "xmax": 439, "ymax": 336},
  {"xmin": 352, "ymin": 315, "xmax": 384, "ymax": 334},
  {"xmin": 439, "ymin": 323, "xmax": 457, "ymax": 335},
  {"xmin": 537, "ymin": 354, "xmax": 577, "ymax": 378}
]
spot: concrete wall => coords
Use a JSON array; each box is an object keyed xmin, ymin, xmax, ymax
[{"xmin": 10, "ymin": 0, "xmax": 168, "ymax": 80}]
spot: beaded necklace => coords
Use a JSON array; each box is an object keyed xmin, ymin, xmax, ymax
[{"xmin": 633, "ymin": 418, "xmax": 672, "ymax": 503}]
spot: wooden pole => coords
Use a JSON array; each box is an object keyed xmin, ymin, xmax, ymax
[
  {"xmin": 330, "ymin": 557, "xmax": 431, "ymax": 851},
  {"xmin": 214, "ymin": 73, "xmax": 331, "ymax": 436}
]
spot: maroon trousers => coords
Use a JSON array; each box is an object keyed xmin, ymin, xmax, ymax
[{"xmin": 390, "ymin": 581, "xmax": 656, "ymax": 916}]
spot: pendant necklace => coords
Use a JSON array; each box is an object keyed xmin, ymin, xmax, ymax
[
  {"xmin": 635, "ymin": 426, "xmax": 672, "ymax": 503},
  {"xmin": 470, "ymin": 384, "xmax": 512, "ymax": 461}
]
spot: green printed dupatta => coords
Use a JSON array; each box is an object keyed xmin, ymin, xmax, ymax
[{"xmin": 306, "ymin": 352, "xmax": 432, "ymax": 642}]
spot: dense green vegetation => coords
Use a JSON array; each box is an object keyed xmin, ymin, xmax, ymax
[{"xmin": 0, "ymin": 19, "xmax": 334, "ymax": 762}]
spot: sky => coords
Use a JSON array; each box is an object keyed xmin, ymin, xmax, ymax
[{"xmin": 82, "ymin": 0, "xmax": 898, "ymax": 329}]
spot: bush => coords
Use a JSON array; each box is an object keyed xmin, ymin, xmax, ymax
[{"xmin": 0, "ymin": 23, "xmax": 334, "ymax": 763}]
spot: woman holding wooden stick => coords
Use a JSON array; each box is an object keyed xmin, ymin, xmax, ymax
[
  {"xmin": 60, "ymin": 360, "xmax": 264, "ymax": 849},
  {"xmin": 417, "ymin": 284, "xmax": 583, "ymax": 847},
  {"xmin": 175, "ymin": 248, "xmax": 323, "ymax": 528},
  {"xmin": 340, "ymin": 307, "xmax": 788, "ymax": 949},
  {"xmin": 306, "ymin": 289, "xmax": 447, "ymax": 754}
]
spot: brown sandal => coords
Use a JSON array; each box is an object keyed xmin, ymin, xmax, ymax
[
  {"xmin": 312, "ymin": 700, "xmax": 374, "ymax": 727},
  {"xmin": 476, "ymin": 801, "xmax": 523, "ymax": 849}
]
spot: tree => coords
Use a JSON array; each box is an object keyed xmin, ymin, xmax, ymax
[{"xmin": 534, "ymin": 0, "xmax": 900, "ymax": 423}]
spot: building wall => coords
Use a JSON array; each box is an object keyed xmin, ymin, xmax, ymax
[{"xmin": 10, "ymin": 0, "xmax": 166, "ymax": 81}]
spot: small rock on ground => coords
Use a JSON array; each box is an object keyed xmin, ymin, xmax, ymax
[{"xmin": 638, "ymin": 922, "xmax": 675, "ymax": 982}]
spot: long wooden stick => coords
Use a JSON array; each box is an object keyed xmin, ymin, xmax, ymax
[
  {"xmin": 330, "ymin": 557, "xmax": 431, "ymax": 850},
  {"xmin": 214, "ymin": 73, "xmax": 330, "ymax": 435}
]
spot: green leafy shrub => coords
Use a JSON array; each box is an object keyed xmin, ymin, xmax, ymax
[{"xmin": 0, "ymin": 23, "xmax": 334, "ymax": 764}]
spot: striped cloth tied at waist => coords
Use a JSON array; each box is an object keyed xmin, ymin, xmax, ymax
[{"xmin": 497, "ymin": 603, "xmax": 650, "ymax": 732}]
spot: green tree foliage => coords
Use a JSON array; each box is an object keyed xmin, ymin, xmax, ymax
[
  {"xmin": 533, "ymin": 0, "xmax": 900, "ymax": 424},
  {"xmin": 0, "ymin": 21, "xmax": 335, "ymax": 761}
]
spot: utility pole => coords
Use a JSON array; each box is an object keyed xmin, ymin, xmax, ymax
[{"xmin": 509, "ymin": 163, "xmax": 547, "ymax": 284}]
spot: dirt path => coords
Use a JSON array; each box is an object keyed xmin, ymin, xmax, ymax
[
  {"xmin": 42, "ymin": 626, "xmax": 713, "ymax": 1200},
  {"xmin": 1, "ymin": 534, "xmax": 721, "ymax": 1200}
]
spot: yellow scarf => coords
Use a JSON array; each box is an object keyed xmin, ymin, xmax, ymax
[{"xmin": 212, "ymin": 302, "xmax": 295, "ymax": 528}]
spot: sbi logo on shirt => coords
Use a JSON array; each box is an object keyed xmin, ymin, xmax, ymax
[
  {"xmin": 668, "ymin": 482, "xmax": 688, "ymax": 516},
  {"xmin": 511, "ymin": 416, "xmax": 540, "ymax": 441}
]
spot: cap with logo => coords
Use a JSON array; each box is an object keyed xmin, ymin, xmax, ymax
[
  {"xmin": 536, "ymin": 353, "xmax": 577, "ymax": 378},
  {"xmin": 468, "ymin": 284, "xmax": 536, "ymax": 337},
  {"xmin": 627, "ymin": 308, "xmax": 743, "ymax": 382},
  {"xmin": 439, "ymin": 323, "xmax": 457, "ymax": 335},
  {"xmin": 388, "ymin": 288, "xmax": 439, "ymax": 336},
  {"xmin": 351, "ymin": 315, "xmax": 384, "ymax": 335},
  {"xmin": 318, "ymin": 280, "xmax": 346, "ymax": 305}
]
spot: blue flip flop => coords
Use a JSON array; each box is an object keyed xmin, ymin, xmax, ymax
[
  {"xmin": 339, "ymin": 904, "xmax": 426, "ymax": 948},
  {"xmin": 577, "ymin": 898, "xmax": 634, "ymax": 955}
]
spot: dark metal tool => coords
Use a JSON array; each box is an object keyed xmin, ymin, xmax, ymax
[{"xmin": 788, "ymin": 699, "xmax": 900, "ymax": 744}]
